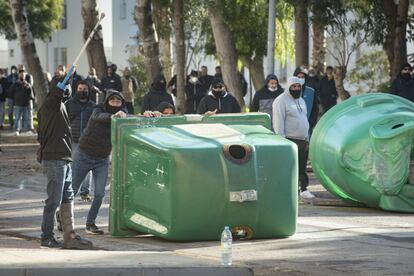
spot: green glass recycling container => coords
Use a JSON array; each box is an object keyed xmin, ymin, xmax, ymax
[
  {"xmin": 109, "ymin": 113, "xmax": 298, "ymax": 241},
  {"xmin": 310, "ymin": 93, "xmax": 414, "ymax": 212}
]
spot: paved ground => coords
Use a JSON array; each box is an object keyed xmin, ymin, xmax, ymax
[{"xmin": 0, "ymin": 141, "xmax": 414, "ymax": 275}]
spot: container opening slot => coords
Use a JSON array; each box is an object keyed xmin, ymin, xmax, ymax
[{"xmin": 392, "ymin": 123, "xmax": 404, "ymax": 129}]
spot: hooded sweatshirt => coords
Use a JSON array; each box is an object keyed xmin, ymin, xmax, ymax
[
  {"xmin": 390, "ymin": 63, "xmax": 414, "ymax": 102},
  {"xmin": 37, "ymin": 79, "xmax": 72, "ymax": 162},
  {"xmin": 78, "ymin": 90, "xmax": 127, "ymax": 159},
  {"xmin": 142, "ymin": 73, "xmax": 175, "ymax": 111},
  {"xmin": 197, "ymin": 90, "xmax": 241, "ymax": 114},
  {"xmin": 250, "ymin": 74, "xmax": 284, "ymax": 116},
  {"xmin": 65, "ymin": 93, "xmax": 95, "ymax": 143},
  {"xmin": 272, "ymin": 82, "xmax": 309, "ymax": 140}
]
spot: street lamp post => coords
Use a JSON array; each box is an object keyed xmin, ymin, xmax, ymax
[{"xmin": 267, "ymin": 0, "xmax": 276, "ymax": 75}]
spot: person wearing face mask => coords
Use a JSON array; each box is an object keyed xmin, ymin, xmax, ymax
[
  {"xmin": 306, "ymin": 67, "xmax": 320, "ymax": 91},
  {"xmin": 142, "ymin": 73, "xmax": 175, "ymax": 111},
  {"xmin": 71, "ymin": 90, "xmax": 127, "ymax": 235},
  {"xmin": 391, "ymin": 63, "xmax": 414, "ymax": 103},
  {"xmin": 102, "ymin": 65, "xmax": 123, "ymax": 97},
  {"xmin": 318, "ymin": 66, "xmax": 338, "ymax": 114},
  {"xmin": 9, "ymin": 69, "xmax": 34, "ymax": 135},
  {"xmin": 294, "ymin": 68, "xmax": 319, "ymax": 134},
  {"xmin": 0, "ymin": 69, "xmax": 8, "ymax": 130},
  {"xmin": 250, "ymin": 74, "xmax": 284, "ymax": 118},
  {"xmin": 197, "ymin": 78, "xmax": 241, "ymax": 115},
  {"xmin": 272, "ymin": 76, "xmax": 315, "ymax": 200},
  {"xmin": 64, "ymin": 80, "xmax": 95, "ymax": 202},
  {"xmin": 6, "ymin": 65, "xmax": 19, "ymax": 129},
  {"xmin": 184, "ymin": 70, "xmax": 206, "ymax": 114}
]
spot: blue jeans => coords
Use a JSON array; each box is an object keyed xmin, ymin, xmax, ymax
[
  {"xmin": 72, "ymin": 143, "xmax": 92, "ymax": 195},
  {"xmin": 72, "ymin": 148, "xmax": 109, "ymax": 224},
  {"xmin": 41, "ymin": 160, "xmax": 74, "ymax": 239},
  {"xmin": 0, "ymin": 101, "xmax": 5, "ymax": 126},
  {"xmin": 14, "ymin": 105, "xmax": 29, "ymax": 132}
]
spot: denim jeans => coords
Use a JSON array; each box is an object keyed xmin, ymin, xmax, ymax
[
  {"xmin": 0, "ymin": 101, "xmax": 5, "ymax": 126},
  {"xmin": 72, "ymin": 143, "xmax": 92, "ymax": 195},
  {"xmin": 7, "ymin": 98, "xmax": 13, "ymax": 127},
  {"xmin": 14, "ymin": 105, "xmax": 29, "ymax": 132},
  {"xmin": 72, "ymin": 148, "xmax": 109, "ymax": 224},
  {"xmin": 41, "ymin": 160, "xmax": 73, "ymax": 239}
]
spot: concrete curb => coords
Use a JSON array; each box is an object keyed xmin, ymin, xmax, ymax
[{"xmin": 0, "ymin": 267, "xmax": 253, "ymax": 276}]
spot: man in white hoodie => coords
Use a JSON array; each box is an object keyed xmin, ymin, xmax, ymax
[{"xmin": 272, "ymin": 76, "xmax": 315, "ymax": 200}]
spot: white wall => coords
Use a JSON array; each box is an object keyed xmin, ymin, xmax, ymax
[{"xmin": 7, "ymin": 0, "xmax": 112, "ymax": 77}]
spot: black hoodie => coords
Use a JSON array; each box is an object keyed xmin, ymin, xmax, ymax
[
  {"xmin": 142, "ymin": 73, "xmax": 175, "ymax": 111},
  {"xmin": 197, "ymin": 90, "xmax": 241, "ymax": 114},
  {"xmin": 78, "ymin": 90, "xmax": 127, "ymax": 159},
  {"xmin": 390, "ymin": 63, "xmax": 414, "ymax": 102},
  {"xmin": 250, "ymin": 74, "xmax": 284, "ymax": 115},
  {"xmin": 37, "ymin": 79, "xmax": 72, "ymax": 162}
]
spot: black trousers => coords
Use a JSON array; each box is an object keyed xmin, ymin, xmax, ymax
[{"xmin": 287, "ymin": 138, "xmax": 309, "ymax": 192}]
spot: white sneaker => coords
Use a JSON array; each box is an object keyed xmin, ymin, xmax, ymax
[
  {"xmin": 300, "ymin": 190, "xmax": 316, "ymax": 200},
  {"xmin": 14, "ymin": 131, "xmax": 20, "ymax": 136}
]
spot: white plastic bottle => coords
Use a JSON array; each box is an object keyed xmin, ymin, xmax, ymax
[{"xmin": 220, "ymin": 226, "xmax": 232, "ymax": 266}]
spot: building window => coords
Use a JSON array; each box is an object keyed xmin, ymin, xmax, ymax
[
  {"xmin": 61, "ymin": 1, "xmax": 67, "ymax": 29},
  {"xmin": 9, "ymin": 49, "xmax": 14, "ymax": 58},
  {"xmin": 120, "ymin": 0, "xmax": 127, "ymax": 20},
  {"xmin": 54, "ymin": 48, "xmax": 67, "ymax": 70}
]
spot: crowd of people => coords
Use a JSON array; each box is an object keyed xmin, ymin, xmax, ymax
[{"xmin": 4, "ymin": 59, "xmax": 414, "ymax": 250}]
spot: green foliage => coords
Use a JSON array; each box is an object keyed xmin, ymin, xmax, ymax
[
  {"xmin": 0, "ymin": 0, "xmax": 64, "ymax": 40},
  {"xmin": 348, "ymin": 50, "xmax": 390, "ymax": 94},
  {"xmin": 275, "ymin": 2, "xmax": 295, "ymax": 65},
  {"xmin": 128, "ymin": 54, "xmax": 150, "ymax": 114}
]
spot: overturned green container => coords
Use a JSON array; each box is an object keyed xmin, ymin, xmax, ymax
[
  {"xmin": 109, "ymin": 113, "xmax": 298, "ymax": 241},
  {"xmin": 310, "ymin": 93, "xmax": 414, "ymax": 212}
]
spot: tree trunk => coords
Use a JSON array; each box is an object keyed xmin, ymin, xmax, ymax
[
  {"xmin": 207, "ymin": 0, "xmax": 245, "ymax": 108},
  {"xmin": 152, "ymin": 2, "xmax": 172, "ymax": 80},
  {"xmin": 241, "ymin": 55, "xmax": 264, "ymax": 92},
  {"xmin": 81, "ymin": 0, "xmax": 107, "ymax": 80},
  {"xmin": 294, "ymin": 0, "xmax": 309, "ymax": 67},
  {"xmin": 9, "ymin": 0, "xmax": 48, "ymax": 107},
  {"xmin": 333, "ymin": 66, "xmax": 350, "ymax": 101},
  {"xmin": 135, "ymin": 0, "xmax": 162, "ymax": 81},
  {"xmin": 172, "ymin": 0, "xmax": 186, "ymax": 114},
  {"xmin": 383, "ymin": 0, "xmax": 397, "ymax": 80},
  {"xmin": 392, "ymin": 0, "xmax": 409, "ymax": 79},
  {"xmin": 311, "ymin": 21, "xmax": 325, "ymax": 76}
]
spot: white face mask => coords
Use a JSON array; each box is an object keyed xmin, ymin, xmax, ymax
[
  {"xmin": 268, "ymin": 86, "xmax": 277, "ymax": 92},
  {"xmin": 190, "ymin": 77, "xmax": 198, "ymax": 83}
]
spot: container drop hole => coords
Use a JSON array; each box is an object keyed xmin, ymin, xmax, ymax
[
  {"xmin": 392, "ymin": 123, "xmax": 404, "ymax": 129},
  {"xmin": 228, "ymin": 145, "xmax": 246, "ymax": 159}
]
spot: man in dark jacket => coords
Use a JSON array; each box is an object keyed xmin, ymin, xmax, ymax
[
  {"xmin": 391, "ymin": 63, "xmax": 414, "ymax": 102},
  {"xmin": 9, "ymin": 69, "xmax": 34, "ymax": 135},
  {"xmin": 318, "ymin": 66, "xmax": 338, "ymax": 114},
  {"xmin": 101, "ymin": 65, "xmax": 122, "ymax": 95},
  {"xmin": 0, "ymin": 69, "xmax": 8, "ymax": 130},
  {"xmin": 65, "ymin": 80, "xmax": 95, "ymax": 202},
  {"xmin": 142, "ymin": 73, "xmax": 175, "ymax": 111},
  {"xmin": 6, "ymin": 65, "xmax": 18, "ymax": 128},
  {"xmin": 185, "ymin": 70, "xmax": 206, "ymax": 114},
  {"xmin": 294, "ymin": 68, "xmax": 319, "ymax": 133},
  {"xmin": 85, "ymin": 67, "xmax": 103, "ymax": 104},
  {"xmin": 250, "ymin": 74, "xmax": 284, "ymax": 118},
  {"xmin": 71, "ymin": 90, "xmax": 127, "ymax": 235},
  {"xmin": 197, "ymin": 78, "xmax": 241, "ymax": 114},
  {"xmin": 37, "ymin": 78, "xmax": 92, "ymax": 249},
  {"xmin": 199, "ymin": 65, "xmax": 214, "ymax": 92}
]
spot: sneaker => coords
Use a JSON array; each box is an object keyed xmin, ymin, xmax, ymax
[
  {"xmin": 80, "ymin": 194, "xmax": 92, "ymax": 202},
  {"xmin": 14, "ymin": 131, "xmax": 20, "ymax": 136},
  {"xmin": 85, "ymin": 223, "xmax": 104, "ymax": 235},
  {"xmin": 300, "ymin": 190, "xmax": 316, "ymax": 200},
  {"xmin": 41, "ymin": 237, "xmax": 63, "ymax": 248}
]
